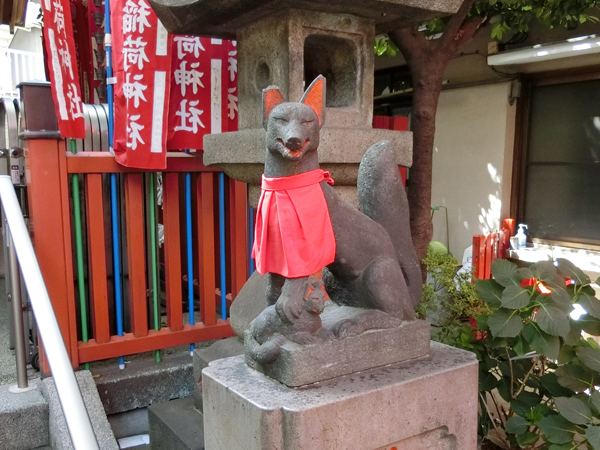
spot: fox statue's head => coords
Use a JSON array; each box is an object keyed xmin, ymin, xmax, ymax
[{"xmin": 262, "ymin": 76, "xmax": 325, "ymax": 166}]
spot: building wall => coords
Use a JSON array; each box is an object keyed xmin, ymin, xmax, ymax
[{"xmin": 430, "ymin": 81, "xmax": 516, "ymax": 259}]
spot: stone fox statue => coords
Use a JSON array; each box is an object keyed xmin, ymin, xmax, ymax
[{"xmin": 250, "ymin": 75, "xmax": 422, "ymax": 343}]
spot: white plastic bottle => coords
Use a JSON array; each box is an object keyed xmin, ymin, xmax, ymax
[{"xmin": 516, "ymin": 224, "xmax": 528, "ymax": 248}]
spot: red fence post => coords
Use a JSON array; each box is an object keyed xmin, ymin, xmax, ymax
[{"xmin": 25, "ymin": 139, "xmax": 80, "ymax": 371}]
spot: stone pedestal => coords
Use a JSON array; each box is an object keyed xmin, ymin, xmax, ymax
[{"xmin": 202, "ymin": 342, "xmax": 478, "ymax": 450}]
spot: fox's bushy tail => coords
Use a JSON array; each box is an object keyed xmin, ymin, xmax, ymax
[{"xmin": 357, "ymin": 141, "xmax": 422, "ymax": 308}]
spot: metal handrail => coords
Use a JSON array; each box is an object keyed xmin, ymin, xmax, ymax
[{"xmin": 0, "ymin": 175, "xmax": 99, "ymax": 450}]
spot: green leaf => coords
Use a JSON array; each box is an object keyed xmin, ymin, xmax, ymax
[
  {"xmin": 592, "ymin": 391, "xmax": 600, "ymax": 412},
  {"xmin": 556, "ymin": 258, "xmax": 590, "ymax": 286},
  {"xmin": 475, "ymin": 279, "xmax": 503, "ymax": 308},
  {"xmin": 531, "ymin": 261, "xmax": 557, "ymax": 282},
  {"xmin": 536, "ymin": 299, "xmax": 570, "ymax": 338},
  {"xmin": 488, "ymin": 308, "xmax": 523, "ymax": 338},
  {"xmin": 478, "ymin": 314, "xmax": 489, "ymax": 331},
  {"xmin": 518, "ymin": 267, "xmax": 535, "ymax": 279},
  {"xmin": 506, "ymin": 415, "xmax": 529, "ymax": 434},
  {"xmin": 517, "ymin": 431, "xmax": 538, "ymax": 447},
  {"xmin": 555, "ymin": 364, "xmax": 594, "ymax": 392},
  {"xmin": 554, "ymin": 396, "xmax": 592, "ymax": 425},
  {"xmin": 511, "ymin": 398, "xmax": 533, "ymax": 417},
  {"xmin": 527, "ymin": 403, "xmax": 550, "ymax": 423},
  {"xmin": 512, "ymin": 391, "xmax": 542, "ymax": 417},
  {"xmin": 513, "ymin": 335, "xmax": 528, "ymax": 356},
  {"xmin": 586, "ymin": 426, "xmax": 600, "ymax": 450},
  {"xmin": 577, "ymin": 292, "xmax": 600, "ymax": 320},
  {"xmin": 501, "ymin": 285, "xmax": 531, "ymax": 309},
  {"xmin": 522, "ymin": 323, "xmax": 559, "ymax": 360},
  {"xmin": 576, "ymin": 315, "xmax": 600, "ymax": 336},
  {"xmin": 540, "ymin": 373, "xmax": 575, "ymax": 398},
  {"xmin": 564, "ymin": 319, "xmax": 582, "ymax": 346},
  {"xmin": 558, "ymin": 345, "xmax": 576, "ymax": 364},
  {"xmin": 479, "ymin": 370, "xmax": 498, "ymax": 392},
  {"xmin": 576, "ymin": 347, "xmax": 600, "ymax": 372},
  {"xmin": 548, "ymin": 444, "xmax": 572, "ymax": 450},
  {"xmin": 492, "ymin": 259, "xmax": 522, "ymax": 287},
  {"xmin": 537, "ymin": 415, "xmax": 576, "ymax": 444}
]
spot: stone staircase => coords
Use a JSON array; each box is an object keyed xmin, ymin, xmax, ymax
[
  {"xmin": 0, "ymin": 341, "xmax": 233, "ymax": 450},
  {"xmin": 147, "ymin": 337, "xmax": 244, "ymax": 450}
]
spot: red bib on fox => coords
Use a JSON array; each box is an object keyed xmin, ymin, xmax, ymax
[{"xmin": 253, "ymin": 169, "xmax": 336, "ymax": 278}]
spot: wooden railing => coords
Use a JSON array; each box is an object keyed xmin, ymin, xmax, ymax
[{"xmin": 25, "ymin": 139, "xmax": 247, "ymax": 370}]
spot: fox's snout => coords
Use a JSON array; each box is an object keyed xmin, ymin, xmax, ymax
[{"xmin": 285, "ymin": 137, "xmax": 303, "ymax": 150}]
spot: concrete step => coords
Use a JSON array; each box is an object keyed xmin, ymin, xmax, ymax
[
  {"xmin": 41, "ymin": 370, "xmax": 119, "ymax": 450},
  {"xmin": 0, "ymin": 381, "xmax": 49, "ymax": 450},
  {"xmin": 92, "ymin": 352, "xmax": 195, "ymax": 416},
  {"xmin": 148, "ymin": 397, "xmax": 203, "ymax": 450}
]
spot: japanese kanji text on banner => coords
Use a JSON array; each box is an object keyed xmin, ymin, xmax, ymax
[
  {"xmin": 167, "ymin": 37, "xmax": 238, "ymax": 150},
  {"xmin": 111, "ymin": 0, "xmax": 171, "ymax": 169},
  {"xmin": 41, "ymin": 0, "xmax": 86, "ymax": 138}
]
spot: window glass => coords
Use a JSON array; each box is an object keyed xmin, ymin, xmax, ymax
[
  {"xmin": 529, "ymin": 80, "xmax": 600, "ymax": 164},
  {"xmin": 524, "ymin": 78, "xmax": 600, "ymax": 244}
]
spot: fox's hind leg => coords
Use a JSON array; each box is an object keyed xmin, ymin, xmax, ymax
[{"xmin": 359, "ymin": 256, "xmax": 416, "ymax": 321}]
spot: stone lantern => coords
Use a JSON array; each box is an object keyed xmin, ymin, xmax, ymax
[{"xmin": 148, "ymin": 0, "xmax": 463, "ymax": 206}]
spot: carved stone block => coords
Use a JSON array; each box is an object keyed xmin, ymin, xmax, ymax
[{"xmin": 202, "ymin": 342, "xmax": 478, "ymax": 450}]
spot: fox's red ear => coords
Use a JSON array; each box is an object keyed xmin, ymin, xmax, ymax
[
  {"xmin": 263, "ymin": 86, "xmax": 285, "ymax": 129},
  {"xmin": 300, "ymin": 76, "xmax": 325, "ymax": 128}
]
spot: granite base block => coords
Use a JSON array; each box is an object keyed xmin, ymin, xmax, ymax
[
  {"xmin": 246, "ymin": 319, "xmax": 430, "ymax": 387},
  {"xmin": 203, "ymin": 342, "xmax": 478, "ymax": 450}
]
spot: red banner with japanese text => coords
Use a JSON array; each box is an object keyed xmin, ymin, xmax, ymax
[
  {"xmin": 41, "ymin": 0, "xmax": 86, "ymax": 138},
  {"xmin": 111, "ymin": 0, "xmax": 171, "ymax": 169},
  {"xmin": 166, "ymin": 37, "xmax": 238, "ymax": 150}
]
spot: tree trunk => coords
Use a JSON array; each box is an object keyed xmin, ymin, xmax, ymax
[
  {"xmin": 389, "ymin": 1, "xmax": 484, "ymax": 263},
  {"xmin": 405, "ymin": 54, "xmax": 448, "ymax": 262}
]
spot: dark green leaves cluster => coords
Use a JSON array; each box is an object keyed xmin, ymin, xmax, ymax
[
  {"xmin": 427, "ymin": 0, "xmax": 600, "ymax": 41},
  {"xmin": 471, "ymin": 258, "xmax": 600, "ymax": 449}
]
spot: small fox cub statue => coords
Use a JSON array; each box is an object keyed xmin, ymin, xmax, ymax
[{"xmin": 245, "ymin": 76, "xmax": 422, "ymax": 364}]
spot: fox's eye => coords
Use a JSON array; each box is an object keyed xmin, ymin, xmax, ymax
[
  {"xmin": 274, "ymin": 117, "xmax": 288, "ymax": 124},
  {"xmin": 304, "ymin": 121, "xmax": 313, "ymax": 128}
]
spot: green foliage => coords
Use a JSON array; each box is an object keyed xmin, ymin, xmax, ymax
[
  {"xmin": 461, "ymin": 258, "xmax": 600, "ymax": 449},
  {"xmin": 374, "ymin": 34, "xmax": 399, "ymax": 57},
  {"xmin": 376, "ymin": 0, "xmax": 600, "ymax": 51},
  {"xmin": 418, "ymin": 246, "xmax": 492, "ymax": 347}
]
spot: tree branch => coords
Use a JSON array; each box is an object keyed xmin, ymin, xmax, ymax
[
  {"xmin": 450, "ymin": 15, "xmax": 486, "ymax": 53},
  {"xmin": 440, "ymin": 0, "xmax": 478, "ymax": 50},
  {"xmin": 388, "ymin": 26, "xmax": 428, "ymax": 63}
]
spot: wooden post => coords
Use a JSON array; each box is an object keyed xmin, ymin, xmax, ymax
[{"xmin": 25, "ymin": 139, "xmax": 79, "ymax": 371}]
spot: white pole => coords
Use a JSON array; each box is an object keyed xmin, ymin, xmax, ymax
[{"xmin": 0, "ymin": 175, "xmax": 99, "ymax": 450}]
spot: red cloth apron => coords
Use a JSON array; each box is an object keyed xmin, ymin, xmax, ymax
[{"xmin": 252, "ymin": 169, "xmax": 336, "ymax": 278}]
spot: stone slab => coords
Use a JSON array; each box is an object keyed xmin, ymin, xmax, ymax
[
  {"xmin": 107, "ymin": 407, "xmax": 149, "ymax": 439},
  {"xmin": 41, "ymin": 370, "xmax": 118, "ymax": 450},
  {"xmin": 149, "ymin": 0, "xmax": 463, "ymax": 38},
  {"xmin": 148, "ymin": 397, "xmax": 204, "ymax": 450},
  {"xmin": 0, "ymin": 381, "xmax": 49, "ymax": 450},
  {"xmin": 192, "ymin": 337, "xmax": 245, "ymax": 410},
  {"xmin": 246, "ymin": 319, "xmax": 430, "ymax": 387},
  {"xmin": 229, "ymin": 271, "xmax": 268, "ymax": 339},
  {"xmin": 92, "ymin": 352, "xmax": 194, "ymax": 415},
  {"xmin": 204, "ymin": 128, "xmax": 412, "ymax": 184},
  {"xmin": 202, "ymin": 342, "xmax": 478, "ymax": 450}
]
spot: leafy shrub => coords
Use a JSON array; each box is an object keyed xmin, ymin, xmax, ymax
[
  {"xmin": 429, "ymin": 256, "xmax": 600, "ymax": 449},
  {"xmin": 418, "ymin": 246, "xmax": 491, "ymax": 347}
]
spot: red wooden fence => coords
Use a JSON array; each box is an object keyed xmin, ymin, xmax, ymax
[{"xmin": 25, "ymin": 140, "xmax": 246, "ymax": 371}]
